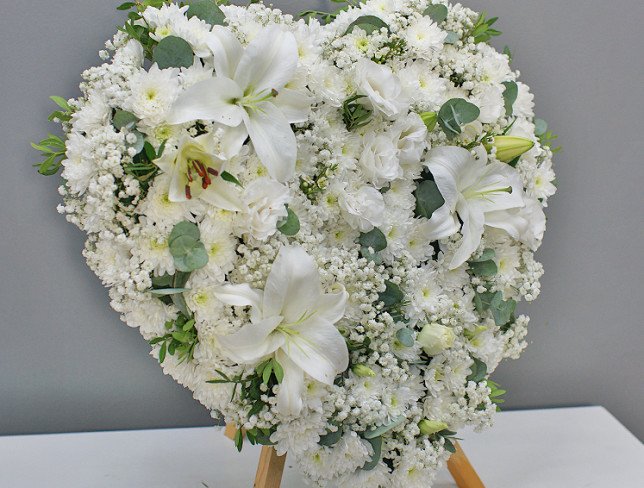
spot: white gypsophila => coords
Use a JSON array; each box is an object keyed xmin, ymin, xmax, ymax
[{"xmin": 43, "ymin": 1, "xmax": 557, "ymax": 486}]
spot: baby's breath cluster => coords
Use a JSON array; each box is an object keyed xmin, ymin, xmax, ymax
[{"xmin": 36, "ymin": 1, "xmax": 557, "ymax": 486}]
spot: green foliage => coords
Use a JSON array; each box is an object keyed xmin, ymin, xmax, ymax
[
  {"xmin": 220, "ymin": 171, "xmax": 242, "ymax": 187},
  {"xmin": 345, "ymin": 15, "xmax": 389, "ymax": 35},
  {"xmin": 113, "ymin": 109, "xmax": 138, "ymax": 131},
  {"xmin": 420, "ymin": 111, "xmax": 438, "ymax": 131},
  {"xmin": 169, "ymin": 221, "xmax": 209, "ymax": 273},
  {"xmin": 48, "ymin": 96, "xmax": 73, "ymax": 123},
  {"xmin": 318, "ymin": 426, "xmax": 344, "ymax": 447},
  {"xmin": 363, "ymin": 416, "xmax": 405, "ymax": 439},
  {"xmin": 443, "ymin": 31, "xmax": 460, "ymax": 44},
  {"xmin": 468, "ymin": 248, "xmax": 498, "ymax": 277},
  {"xmin": 502, "ymin": 81, "xmax": 518, "ymax": 116},
  {"xmin": 423, "ymin": 4, "xmax": 448, "ymax": 23},
  {"xmin": 151, "ymin": 271, "xmax": 191, "ymax": 316},
  {"xmin": 487, "ymin": 379, "xmax": 507, "ymax": 411},
  {"xmin": 342, "ymin": 94, "xmax": 373, "ymax": 131},
  {"xmin": 362, "ymin": 436, "xmax": 383, "ymax": 471},
  {"xmin": 153, "ymin": 36, "xmax": 194, "ymax": 69},
  {"xmin": 359, "ymin": 228, "xmax": 387, "ymax": 254},
  {"xmin": 467, "ymin": 11, "xmax": 502, "ymax": 44},
  {"xmin": 32, "ymin": 134, "xmax": 66, "ymax": 176},
  {"xmin": 149, "ymin": 313, "xmax": 199, "ymax": 364},
  {"xmin": 473, "ymin": 290, "xmax": 517, "ymax": 329},
  {"xmin": 535, "ymin": 119, "xmax": 562, "ymax": 154},
  {"xmin": 438, "ymin": 98, "xmax": 480, "ymax": 139},
  {"xmin": 378, "ymin": 280, "xmax": 404, "ymax": 309},
  {"xmin": 300, "ymin": 0, "xmax": 362, "ymax": 24},
  {"xmin": 466, "ymin": 357, "xmax": 488, "ymax": 383},
  {"xmin": 396, "ymin": 328, "xmax": 415, "ymax": 348},
  {"xmin": 187, "ymin": 0, "xmax": 226, "ymax": 26},
  {"xmin": 117, "ymin": 2, "xmax": 168, "ymax": 59},
  {"xmin": 277, "ymin": 206, "xmax": 301, "ymax": 236},
  {"xmin": 430, "ymin": 429, "xmax": 460, "ymax": 453},
  {"xmin": 414, "ymin": 180, "xmax": 445, "ymax": 219}
]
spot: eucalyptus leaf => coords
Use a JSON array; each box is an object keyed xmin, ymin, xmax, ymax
[
  {"xmin": 423, "ymin": 4, "xmax": 448, "ymax": 23},
  {"xmin": 468, "ymin": 249, "xmax": 498, "ymax": 277},
  {"xmin": 363, "ymin": 416, "xmax": 405, "ymax": 439},
  {"xmin": 358, "ymin": 228, "xmax": 387, "ymax": 253},
  {"xmin": 345, "ymin": 15, "xmax": 389, "ymax": 35},
  {"xmin": 396, "ymin": 328, "xmax": 415, "ymax": 348},
  {"xmin": 113, "ymin": 109, "xmax": 138, "ymax": 131},
  {"xmin": 277, "ymin": 207, "xmax": 300, "ymax": 236},
  {"xmin": 187, "ymin": 0, "xmax": 225, "ymax": 26},
  {"xmin": 415, "ymin": 180, "xmax": 445, "ymax": 219},
  {"xmin": 379, "ymin": 281, "xmax": 404, "ymax": 309},
  {"xmin": 466, "ymin": 357, "xmax": 488, "ymax": 383},
  {"xmin": 128, "ymin": 130, "xmax": 145, "ymax": 154},
  {"xmin": 438, "ymin": 98, "xmax": 480, "ymax": 138},
  {"xmin": 174, "ymin": 244, "xmax": 209, "ymax": 272},
  {"xmin": 362, "ymin": 436, "xmax": 383, "ymax": 471},
  {"xmin": 318, "ymin": 427, "xmax": 343, "ymax": 447},
  {"xmin": 153, "ymin": 36, "xmax": 194, "ymax": 69},
  {"xmin": 490, "ymin": 294, "xmax": 516, "ymax": 327},
  {"xmin": 473, "ymin": 290, "xmax": 499, "ymax": 313},
  {"xmin": 502, "ymin": 81, "xmax": 518, "ymax": 116},
  {"xmin": 534, "ymin": 118, "xmax": 548, "ymax": 137},
  {"xmin": 169, "ymin": 221, "xmax": 201, "ymax": 245},
  {"xmin": 444, "ymin": 31, "xmax": 459, "ymax": 44}
]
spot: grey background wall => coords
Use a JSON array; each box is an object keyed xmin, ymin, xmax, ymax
[{"xmin": 1, "ymin": 0, "xmax": 642, "ymax": 439}]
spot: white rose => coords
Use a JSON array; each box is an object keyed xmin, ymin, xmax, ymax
[
  {"xmin": 417, "ymin": 323, "xmax": 456, "ymax": 356},
  {"xmin": 242, "ymin": 178, "xmax": 291, "ymax": 240},
  {"xmin": 471, "ymin": 84, "xmax": 505, "ymax": 124},
  {"xmin": 359, "ymin": 133, "xmax": 402, "ymax": 188},
  {"xmin": 391, "ymin": 113, "xmax": 428, "ymax": 166},
  {"xmin": 339, "ymin": 184, "xmax": 385, "ymax": 232},
  {"xmin": 355, "ymin": 58, "xmax": 408, "ymax": 117}
]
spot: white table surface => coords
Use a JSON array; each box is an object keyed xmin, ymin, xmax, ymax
[{"xmin": 0, "ymin": 406, "xmax": 641, "ymax": 487}]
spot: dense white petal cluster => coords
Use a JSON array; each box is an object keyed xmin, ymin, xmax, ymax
[{"xmin": 48, "ymin": 1, "xmax": 556, "ymax": 486}]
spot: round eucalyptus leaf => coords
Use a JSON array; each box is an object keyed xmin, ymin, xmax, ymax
[
  {"xmin": 187, "ymin": 0, "xmax": 225, "ymax": 26},
  {"xmin": 414, "ymin": 180, "xmax": 445, "ymax": 219},
  {"xmin": 153, "ymin": 36, "xmax": 194, "ymax": 69},
  {"xmin": 277, "ymin": 207, "xmax": 301, "ymax": 236},
  {"xmin": 438, "ymin": 98, "xmax": 481, "ymax": 138},
  {"xmin": 358, "ymin": 228, "xmax": 387, "ymax": 253},
  {"xmin": 169, "ymin": 234, "xmax": 199, "ymax": 256},
  {"xmin": 169, "ymin": 221, "xmax": 201, "ymax": 246},
  {"xmin": 423, "ymin": 4, "xmax": 448, "ymax": 23},
  {"xmin": 345, "ymin": 15, "xmax": 389, "ymax": 35},
  {"xmin": 396, "ymin": 328, "xmax": 415, "ymax": 348}
]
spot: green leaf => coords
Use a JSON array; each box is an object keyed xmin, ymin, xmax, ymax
[
  {"xmin": 319, "ymin": 427, "xmax": 343, "ymax": 447},
  {"xmin": 149, "ymin": 288, "xmax": 190, "ymax": 296},
  {"xmin": 438, "ymin": 98, "xmax": 480, "ymax": 138},
  {"xmin": 443, "ymin": 437, "xmax": 456, "ymax": 453},
  {"xmin": 273, "ymin": 359, "xmax": 284, "ymax": 383},
  {"xmin": 420, "ymin": 111, "xmax": 438, "ymax": 131},
  {"xmin": 174, "ymin": 244, "xmax": 209, "ymax": 272},
  {"xmin": 113, "ymin": 109, "xmax": 138, "ymax": 130},
  {"xmin": 444, "ymin": 31, "xmax": 459, "ymax": 44},
  {"xmin": 363, "ymin": 416, "xmax": 405, "ymax": 439},
  {"xmin": 234, "ymin": 428, "xmax": 244, "ymax": 452},
  {"xmin": 277, "ymin": 207, "xmax": 301, "ymax": 236},
  {"xmin": 342, "ymin": 94, "xmax": 373, "ymax": 131},
  {"xmin": 415, "ymin": 180, "xmax": 445, "ymax": 219},
  {"xmin": 345, "ymin": 15, "xmax": 389, "ymax": 35},
  {"xmin": 534, "ymin": 118, "xmax": 548, "ymax": 137},
  {"xmin": 128, "ymin": 130, "xmax": 146, "ymax": 154},
  {"xmin": 187, "ymin": 0, "xmax": 225, "ymax": 26},
  {"xmin": 473, "ymin": 290, "xmax": 498, "ymax": 314},
  {"xmin": 379, "ymin": 281, "xmax": 404, "ymax": 309},
  {"xmin": 490, "ymin": 293, "xmax": 516, "ymax": 327},
  {"xmin": 153, "ymin": 36, "xmax": 194, "ymax": 69},
  {"xmin": 158, "ymin": 341, "xmax": 167, "ymax": 363},
  {"xmin": 466, "ymin": 357, "xmax": 487, "ymax": 383},
  {"xmin": 262, "ymin": 362, "xmax": 273, "ymax": 384},
  {"xmin": 50, "ymin": 96, "xmax": 71, "ymax": 111},
  {"xmin": 358, "ymin": 228, "xmax": 387, "ymax": 253},
  {"xmin": 169, "ymin": 221, "xmax": 201, "ymax": 245},
  {"xmin": 468, "ymin": 249, "xmax": 498, "ymax": 277},
  {"xmin": 396, "ymin": 328, "xmax": 415, "ymax": 348},
  {"xmin": 362, "ymin": 436, "xmax": 382, "ymax": 471},
  {"xmin": 220, "ymin": 171, "xmax": 242, "ymax": 187},
  {"xmin": 117, "ymin": 2, "xmax": 136, "ymax": 10},
  {"xmin": 423, "ymin": 4, "xmax": 448, "ymax": 23},
  {"xmin": 502, "ymin": 81, "xmax": 518, "ymax": 116}
]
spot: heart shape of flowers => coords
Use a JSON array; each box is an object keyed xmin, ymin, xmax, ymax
[{"xmin": 38, "ymin": 1, "xmax": 557, "ymax": 486}]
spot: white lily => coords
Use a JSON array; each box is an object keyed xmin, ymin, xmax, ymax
[
  {"xmin": 166, "ymin": 25, "xmax": 311, "ymax": 183},
  {"xmin": 155, "ymin": 133, "xmax": 242, "ymax": 211},
  {"xmin": 425, "ymin": 146, "xmax": 525, "ymax": 269},
  {"xmin": 214, "ymin": 246, "xmax": 349, "ymax": 415}
]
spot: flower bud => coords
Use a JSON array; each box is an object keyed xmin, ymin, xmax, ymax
[
  {"xmin": 352, "ymin": 364, "xmax": 376, "ymax": 378},
  {"xmin": 417, "ymin": 323, "xmax": 455, "ymax": 356},
  {"xmin": 484, "ymin": 135, "xmax": 535, "ymax": 162},
  {"xmin": 418, "ymin": 419, "xmax": 449, "ymax": 436},
  {"xmin": 420, "ymin": 111, "xmax": 438, "ymax": 131}
]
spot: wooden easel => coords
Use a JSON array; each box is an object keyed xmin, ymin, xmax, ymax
[{"xmin": 225, "ymin": 424, "xmax": 485, "ymax": 488}]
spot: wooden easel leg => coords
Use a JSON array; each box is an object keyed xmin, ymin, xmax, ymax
[
  {"xmin": 447, "ymin": 441, "xmax": 486, "ymax": 488},
  {"xmin": 225, "ymin": 424, "xmax": 287, "ymax": 488}
]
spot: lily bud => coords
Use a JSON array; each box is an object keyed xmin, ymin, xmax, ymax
[
  {"xmin": 419, "ymin": 419, "xmax": 449, "ymax": 436},
  {"xmin": 417, "ymin": 323, "xmax": 455, "ymax": 356},
  {"xmin": 484, "ymin": 135, "xmax": 535, "ymax": 163},
  {"xmin": 420, "ymin": 111, "xmax": 438, "ymax": 131},
  {"xmin": 352, "ymin": 364, "xmax": 376, "ymax": 378}
]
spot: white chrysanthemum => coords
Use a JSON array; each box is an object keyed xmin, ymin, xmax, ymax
[
  {"xmin": 127, "ymin": 64, "xmax": 180, "ymax": 126},
  {"xmin": 62, "ymin": 132, "xmax": 98, "ymax": 195},
  {"xmin": 199, "ymin": 218, "xmax": 237, "ymax": 277},
  {"xmin": 514, "ymin": 81, "xmax": 536, "ymax": 118},
  {"xmin": 72, "ymin": 92, "xmax": 111, "ymax": 133},
  {"xmin": 404, "ymin": 16, "xmax": 447, "ymax": 58},
  {"xmin": 471, "ymin": 84, "xmax": 505, "ymax": 124},
  {"xmin": 138, "ymin": 174, "xmax": 197, "ymax": 229},
  {"xmin": 399, "ymin": 61, "xmax": 448, "ymax": 110}
]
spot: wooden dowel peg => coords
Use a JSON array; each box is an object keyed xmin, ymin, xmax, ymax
[
  {"xmin": 254, "ymin": 446, "xmax": 286, "ymax": 488},
  {"xmin": 447, "ymin": 441, "xmax": 486, "ymax": 488}
]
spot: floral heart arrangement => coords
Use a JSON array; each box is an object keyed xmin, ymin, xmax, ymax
[{"xmin": 35, "ymin": 0, "xmax": 558, "ymax": 486}]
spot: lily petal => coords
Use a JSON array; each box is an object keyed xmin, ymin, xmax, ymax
[
  {"xmin": 286, "ymin": 316, "xmax": 349, "ymax": 385},
  {"xmin": 273, "ymin": 88, "xmax": 311, "ymax": 124},
  {"xmin": 450, "ymin": 199, "xmax": 485, "ymax": 269},
  {"xmin": 218, "ymin": 123, "xmax": 248, "ymax": 160},
  {"xmin": 207, "ymin": 26, "xmax": 243, "ymax": 79},
  {"xmin": 275, "ymin": 350, "xmax": 305, "ymax": 416},
  {"xmin": 234, "ymin": 26, "xmax": 299, "ymax": 94},
  {"xmin": 263, "ymin": 246, "xmax": 321, "ymax": 323},
  {"xmin": 423, "ymin": 204, "xmax": 460, "ymax": 241},
  {"xmin": 199, "ymin": 178, "xmax": 243, "ymax": 212},
  {"xmin": 167, "ymin": 77, "xmax": 245, "ymax": 127},
  {"xmin": 243, "ymin": 102, "xmax": 296, "ymax": 182},
  {"xmin": 217, "ymin": 315, "xmax": 285, "ymax": 364},
  {"xmin": 214, "ymin": 283, "xmax": 263, "ymax": 309},
  {"xmin": 425, "ymin": 146, "xmax": 470, "ymax": 211},
  {"xmin": 316, "ymin": 285, "xmax": 348, "ymax": 324}
]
